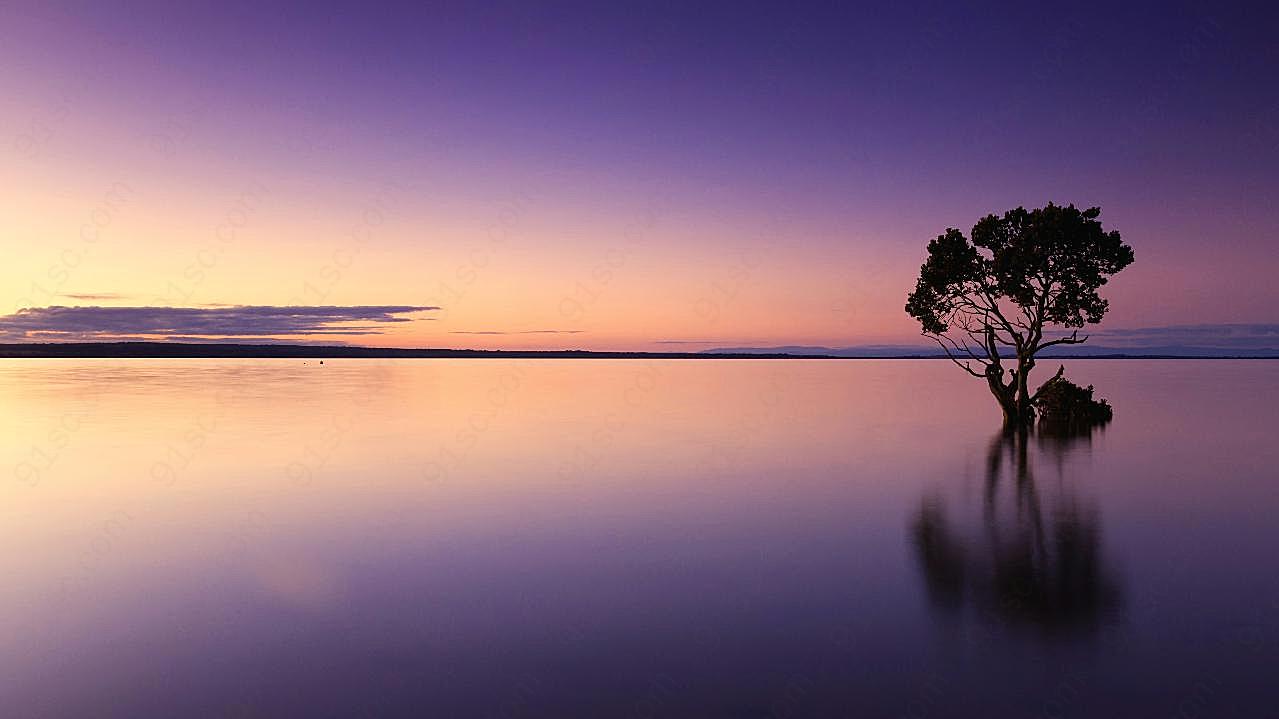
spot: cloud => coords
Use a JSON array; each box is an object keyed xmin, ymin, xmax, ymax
[
  {"xmin": 654, "ymin": 339, "xmax": 752, "ymax": 345},
  {"xmin": 60, "ymin": 292, "xmax": 129, "ymax": 301},
  {"xmin": 449, "ymin": 330, "xmax": 583, "ymax": 335},
  {"xmin": 160, "ymin": 336, "xmax": 353, "ymax": 346},
  {"xmin": 708, "ymin": 324, "xmax": 1279, "ymax": 357},
  {"xmin": 0, "ymin": 305, "xmax": 437, "ymax": 341},
  {"xmin": 1049, "ymin": 323, "xmax": 1279, "ymax": 350}
]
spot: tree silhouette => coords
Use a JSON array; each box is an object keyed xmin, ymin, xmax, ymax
[{"xmin": 905, "ymin": 204, "xmax": 1134, "ymax": 426}]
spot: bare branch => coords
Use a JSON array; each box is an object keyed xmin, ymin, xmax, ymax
[
  {"xmin": 937, "ymin": 332, "xmax": 987, "ymax": 363},
  {"xmin": 1037, "ymin": 330, "xmax": 1089, "ymax": 351},
  {"xmin": 978, "ymin": 290, "xmax": 1025, "ymax": 350},
  {"xmin": 929, "ymin": 335, "xmax": 986, "ymax": 378}
]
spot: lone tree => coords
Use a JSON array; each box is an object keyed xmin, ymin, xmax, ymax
[{"xmin": 906, "ymin": 203, "xmax": 1134, "ymax": 426}]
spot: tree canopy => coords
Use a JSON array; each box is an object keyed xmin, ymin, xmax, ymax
[{"xmin": 905, "ymin": 203, "xmax": 1134, "ymax": 425}]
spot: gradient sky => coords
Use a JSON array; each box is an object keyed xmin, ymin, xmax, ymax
[{"xmin": 2, "ymin": 1, "xmax": 1277, "ymax": 349}]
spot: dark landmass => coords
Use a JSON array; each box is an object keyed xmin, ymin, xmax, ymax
[
  {"xmin": 1, "ymin": 342, "xmax": 1275, "ymax": 360},
  {"xmin": 0, "ymin": 342, "xmax": 839, "ymax": 359}
]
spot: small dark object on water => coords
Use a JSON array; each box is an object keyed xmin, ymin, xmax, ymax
[
  {"xmin": 319, "ymin": 360, "xmax": 324, "ymax": 365},
  {"xmin": 1033, "ymin": 368, "xmax": 1113, "ymax": 432}
]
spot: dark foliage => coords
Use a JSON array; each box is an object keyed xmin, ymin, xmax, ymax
[
  {"xmin": 905, "ymin": 203, "xmax": 1134, "ymax": 425},
  {"xmin": 1034, "ymin": 374, "xmax": 1113, "ymax": 433}
]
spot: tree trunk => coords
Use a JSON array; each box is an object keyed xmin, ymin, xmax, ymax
[
  {"xmin": 987, "ymin": 371, "xmax": 1023, "ymax": 427},
  {"xmin": 999, "ymin": 396, "xmax": 1029, "ymax": 427},
  {"xmin": 1013, "ymin": 355, "xmax": 1035, "ymax": 425},
  {"xmin": 990, "ymin": 353, "xmax": 1036, "ymax": 428}
]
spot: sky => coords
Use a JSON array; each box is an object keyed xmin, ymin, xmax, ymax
[{"xmin": 2, "ymin": 1, "xmax": 1277, "ymax": 350}]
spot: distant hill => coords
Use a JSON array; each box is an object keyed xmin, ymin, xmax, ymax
[{"xmin": 704, "ymin": 344, "xmax": 1279, "ymax": 359}]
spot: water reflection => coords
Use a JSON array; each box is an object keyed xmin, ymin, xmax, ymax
[
  {"xmin": 911, "ymin": 427, "xmax": 1124, "ymax": 639},
  {"xmin": 5, "ymin": 360, "xmax": 1277, "ymax": 715}
]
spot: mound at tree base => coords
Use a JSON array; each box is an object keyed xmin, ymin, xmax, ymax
[{"xmin": 1033, "ymin": 370, "xmax": 1113, "ymax": 433}]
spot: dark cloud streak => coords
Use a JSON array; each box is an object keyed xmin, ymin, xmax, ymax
[
  {"xmin": 60, "ymin": 292, "xmax": 129, "ymax": 301},
  {"xmin": 0, "ymin": 305, "xmax": 437, "ymax": 341},
  {"xmin": 1049, "ymin": 323, "xmax": 1279, "ymax": 350},
  {"xmin": 449, "ymin": 330, "xmax": 582, "ymax": 335},
  {"xmin": 710, "ymin": 324, "xmax": 1279, "ymax": 358}
]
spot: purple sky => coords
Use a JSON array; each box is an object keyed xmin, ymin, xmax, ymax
[{"xmin": 2, "ymin": 1, "xmax": 1277, "ymax": 349}]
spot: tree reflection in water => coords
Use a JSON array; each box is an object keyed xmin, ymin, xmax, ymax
[{"xmin": 912, "ymin": 427, "xmax": 1123, "ymax": 639}]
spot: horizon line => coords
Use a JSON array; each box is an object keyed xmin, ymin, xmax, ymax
[{"xmin": 1, "ymin": 340, "xmax": 1276, "ymax": 361}]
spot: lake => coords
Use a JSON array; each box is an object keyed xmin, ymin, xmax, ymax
[{"xmin": 2, "ymin": 359, "xmax": 1277, "ymax": 717}]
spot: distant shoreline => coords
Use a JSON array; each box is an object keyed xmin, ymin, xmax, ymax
[
  {"xmin": 0, "ymin": 342, "xmax": 1275, "ymax": 360},
  {"xmin": 0, "ymin": 342, "xmax": 833, "ymax": 359}
]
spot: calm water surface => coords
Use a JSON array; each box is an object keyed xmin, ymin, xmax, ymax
[{"xmin": 2, "ymin": 359, "xmax": 1277, "ymax": 717}]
